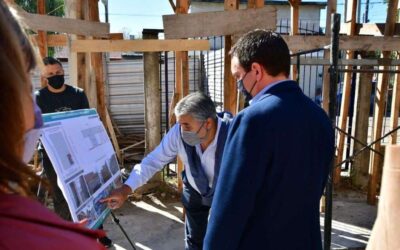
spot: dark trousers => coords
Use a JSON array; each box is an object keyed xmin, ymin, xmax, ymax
[
  {"xmin": 182, "ymin": 181, "xmax": 211, "ymax": 250},
  {"xmin": 41, "ymin": 152, "xmax": 72, "ymax": 221}
]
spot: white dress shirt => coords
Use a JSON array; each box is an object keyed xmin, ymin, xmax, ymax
[{"xmin": 124, "ymin": 117, "xmax": 223, "ymax": 194}]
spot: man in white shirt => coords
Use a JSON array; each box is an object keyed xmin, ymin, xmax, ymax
[{"xmin": 102, "ymin": 92, "xmax": 231, "ymax": 250}]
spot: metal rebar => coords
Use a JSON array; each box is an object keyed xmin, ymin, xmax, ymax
[
  {"xmin": 110, "ymin": 211, "xmax": 136, "ymax": 250},
  {"xmin": 324, "ymin": 13, "xmax": 341, "ymax": 250}
]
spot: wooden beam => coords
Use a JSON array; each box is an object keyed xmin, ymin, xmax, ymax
[
  {"xmin": 223, "ymin": 0, "xmax": 239, "ymax": 115},
  {"xmin": 181, "ymin": 51, "xmax": 189, "ymax": 96},
  {"xmin": 65, "ymin": 0, "xmax": 88, "ymax": 94},
  {"xmin": 176, "ymin": 0, "xmax": 189, "ymax": 13},
  {"xmin": 351, "ymin": 52, "xmax": 375, "ymax": 189},
  {"xmin": 289, "ymin": 0, "xmax": 300, "ymax": 81},
  {"xmin": 88, "ymin": 0, "xmax": 106, "ymax": 125},
  {"xmin": 163, "ymin": 7, "xmax": 277, "ymax": 39},
  {"xmin": 105, "ymin": 109, "xmax": 121, "ymax": 162},
  {"xmin": 36, "ymin": 0, "xmax": 47, "ymax": 59},
  {"xmin": 341, "ymin": 23, "xmax": 400, "ymax": 36},
  {"xmin": 142, "ymin": 31, "xmax": 162, "ymax": 186},
  {"xmin": 290, "ymin": 57, "xmax": 400, "ymax": 66},
  {"xmin": 108, "ymin": 33, "xmax": 124, "ymax": 40},
  {"xmin": 31, "ymin": 33, "xmax": 124, "ymax": 47},
  {"xmin": 248, "ymin": 0, "xmax": 264, "ymax": 8},
  {"xmin": 71, "ymin": 39, "xmax": 210, "ymax": 52},
  {"xmin": 334, "ymin": 0, "xmax": 358, "ymax": 186},
  {"xmin": 11, "ymin": 3, "xmax": 109, "ymax": 36},
  {"xmin": 390, "ymin": 59, "xmax": 400, "ymax": 144},
  {"xmin": 322, "ymin": 0, "xmax": 337, "ymax": 113},
  {"xmin": 368, "ymin": 0, "xmax": 399, "ymax": 205},
  {"xmin": 281, "ymin": 35, "xmax": 400, "ymax": 51},
  {"xmin": 174, "ymin": 0, "xmax": 190, "ymax": 194},
  {"xmin": 235, "ymin": 0, "xmax": 264, "ymax": 113},
  {"xmin": 47, "ymin": 34, "xmax": 68, "ymax": 47},
  {"xmin": 320, "ymin": 0, "xmax": 337, "ymax": 213}
]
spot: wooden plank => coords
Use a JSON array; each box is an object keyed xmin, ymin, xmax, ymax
[
  {"xmin": 32, "ymin": 33, "xmax": 124, "ymax": 47},
  {"xmin": 71, "ymin": 39, "xmax": 210, "ymax": 52},
  {"xmin": 390, "ymin": 63, "xmax": 400, "ymax": 144},
  {"xmin": 351, "ymin": 53, "xmax": 374, "ymax": 189},
  {"xmin": 290, "ymin": 58, "xmax": 400, "ymax": 66},
  {"xmin": 175, "ymin": 52, "xmax": 183, "ymax": 100},
  {"xmin": 36, "ymin": 0, "xmax": 47, "ymax": 59},
  {"xmin": 181, "ymin": 51, "xmax": 189, "ymax": 96},
  {"xmin": 11, "ymin": 3, "xmax": 109, "ymax": 36},
  {"xmin": 88, "ymin": 0, "xmax": 106, "ymax": 124},
  {"xmin": 64, "ymin": 0, "xmax": 88, "ymax": 96},
  {"xmin": 143, "ymin": 31, "xmax": 162, "ymax": 184},
  {"xmin": 334, "ymin": 0, "xmax": 359, "ymax": 185},
  {"xmin": 105, "ymin": 108, "xmax": 121, "ymax": 162},
  {"xmin": 320, "ymin": 0, "xmax": 337, "ymax": 213},
  {"xmin": 47, "ymin": 34, "xmax": 68, "ymax": 47},
  {"xmin": 223, "ymin": 0, "xmax": 239, "ymax": 114},
  {"xmin": 175, "ymin": 0, "xmax": 190, "ymax": 194},
  {"xmin": 282, "ymin": 35, "xmax": 400, "ymax": 51},
  {"xmin": 163, "ymin": 7, "xmax": 277, "ymax": 39},
  {"xmin": 109, "ymin": 33, "xmax": 124, "ymax": 40},
  {"xmin": 289, "ymin": 0, "xmax": 300, "ymax": 81},
  {"xmin": 248, "ymin": 0, "xmax": 264, "ymax": 8},
  {"xmin": 341, "ymin": 23, "xmax": 400, "ymax": 36},
  {"xmin": 368, "ymin": 0, "xmax": 399, "ymax": 205}
]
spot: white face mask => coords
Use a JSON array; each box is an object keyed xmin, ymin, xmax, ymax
[
  {"xmin": 23, "ymin": 100, "xmax": 43, "ymax": 163},
  {"xmin": 181, "ymin": 121, "xmax": 206, "ymax": 146}
]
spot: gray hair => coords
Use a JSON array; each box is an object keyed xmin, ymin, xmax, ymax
[{"xmin": 174, "ymin": 92, "xmax": 217, "ymax": 121}]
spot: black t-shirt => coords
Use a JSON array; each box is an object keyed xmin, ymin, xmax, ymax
[{"xmin": 35, "ymin": 85, "xmax": 90, "ymax": 114}]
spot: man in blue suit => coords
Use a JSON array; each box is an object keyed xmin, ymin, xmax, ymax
[{"xmin": 204, "ymin": 30, "xmax": 335, "ymax": 250}]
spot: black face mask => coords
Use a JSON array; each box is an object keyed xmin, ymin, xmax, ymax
[
  {"xmin": 237, "ymin": 76, "xmax": 257, "ymax": 102},
  {"xmin": 47, "ymin": 75, "xmax": 65, "ymax": 89}
]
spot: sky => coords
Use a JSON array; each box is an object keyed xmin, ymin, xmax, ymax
[
  {"xmin": 98, "ymin": 0, "xmax": 391, "ymax": 37},
  {"xmin": 98, "ymin": 0, "xmax": 174, "ymax": 38}
]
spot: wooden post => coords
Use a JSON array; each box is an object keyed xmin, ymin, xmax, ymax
[
  {"xmin": 320, "ymin": 0, "xmax": 337, "ymax": 213},
  {"xmin": 223, "ymin": 0, "xmax": 239, "ymax": 115},
  {"xmin": 64, "ymin": 0, "xmax": 88, "ymax": 93},
  {"xmin": 351, "ymin": 52, "xmax": 374, "ymax": 189},
  {"xmin": 174, "ymin": 0, "xmax": 189, "ymax": 193},
  {"xmin": 236, "ymin": 0, "xmax": 265, "ymax": 113},
  {"xmin": 36, "ymin": 0, "xmax": 47, "ymax": 57},
  {"xmin": 247, "ymin": 0, "xmax": 264, "ymax": 8},
  {"xmin": 390, "ymin": 54, "xmax": 400, "ymax": 144},
  {"xmin": 321, "ymin": 0, "xmax": 337, "ymax": 112},
  {"xmin": 143, "ymin": 29, "xmax": 162, "ymax": 184},
  {"xmin": 368, "ymin": 0, "xmax": 399, "ymax": 205},
  {"xmin": 37, "ymin": 0, "xmax": 47, "ymax": 88},
  {"xmin": 334, "ymin": 0, "xmax": 358, "ymax": 185},
  {"xmin": 289, "ymin": 0, "xmax": 300, "ymax": 81},
  {"xmin": 88, "ymin": 0, "xmax": 106, "ymax": 123}
]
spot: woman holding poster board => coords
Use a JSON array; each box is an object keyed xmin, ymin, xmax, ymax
[{"xmin": 0, "ymin": 1, "xmax": 105, "ymax": 249}]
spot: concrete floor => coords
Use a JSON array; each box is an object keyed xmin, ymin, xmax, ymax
[
  {"xmin": 103, "ymin": 195, "xmax": 184, "ymax": 250},
  {"xmin": 103, "ymin": 191, "xmax": 376, "ymax": 250}
]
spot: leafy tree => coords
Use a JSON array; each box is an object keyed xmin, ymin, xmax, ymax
[
  {"xmin": 15, "ymin": 0, "xmax": 64, "ymax": 16},
  {"xmin": 15, "ymin": 0, "xmax": 65, "ymax": 57}
]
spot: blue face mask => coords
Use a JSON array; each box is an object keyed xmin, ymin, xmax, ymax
[
  {"xmin": 23, "ymin": 98, "xmax": 43, "ymax": 163},
  {"xmin": 181, "ymin": 121, "xmax": 206, "ymax": 146},
  {"xmin": 237, "ymin": 71, "xmax": 257, "ymax": 102}
]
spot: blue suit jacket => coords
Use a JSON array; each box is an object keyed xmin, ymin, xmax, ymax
[{"xmin": 204, "ymin": 80, "xmax": 335, "ymax": 250}]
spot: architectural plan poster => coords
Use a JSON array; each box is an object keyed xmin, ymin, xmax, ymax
[{"xmin": 40, "ymin": 109, "xmax": 123, "ymax": 229}]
